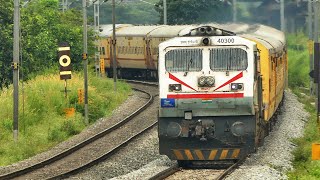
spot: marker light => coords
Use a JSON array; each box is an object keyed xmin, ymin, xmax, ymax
[
  {"xmin": 169, "ymin": 84, "xmax": 182, "ymax": 92},
  {"xmin": 231, "ymin": 83, "xmax": 244, "ymax": 91}
]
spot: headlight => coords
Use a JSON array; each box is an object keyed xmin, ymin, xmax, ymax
[
  {"xmin": 231, "ymin": 83, "xmax": 244, "ymax": 91},
  {"xmin": 169, "ymin": 84, "xmax": 182, "ymax": 92},
  {"xmin": 198, "ymin": 76, "xmax": 215, "ymax": 87},
  {"xmin": 198, "ymin": 76, "xmax": 207, "ymax": 87},
  {"xmin": 206, "ymin": 76, "xmax": 215, "ymax": 86},
  {"xmin": 231, "ymin": 121, "xmax": 245, "ymax": 137}
]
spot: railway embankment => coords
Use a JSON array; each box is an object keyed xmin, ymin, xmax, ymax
[{"xmin": 0, "ymin": 71, "xmax": 131, "ymax": 167}]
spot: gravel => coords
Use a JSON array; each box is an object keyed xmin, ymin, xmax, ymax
[{"xmin": 226, "ymin": 90, "xmax": 309, "ymax": 180}]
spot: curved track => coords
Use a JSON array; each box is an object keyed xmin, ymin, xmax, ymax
[{"xmin": 0, "ymin": 82, "xmax": 156, "ymax": 180}]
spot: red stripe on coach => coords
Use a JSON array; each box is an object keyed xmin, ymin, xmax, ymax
[{"xmin": 167, "ymin": 93, "xmax": 244, "ymax": 99}]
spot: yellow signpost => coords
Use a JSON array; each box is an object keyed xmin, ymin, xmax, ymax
[
  {"xmin": 64, "ymin": 108, "xmax": 75, "ymax": 118},
  {"xmin": 312, "ymin": 143, "xmax": 320, "ymax": 160},
  {"xmin": 308, "ymin": 40, "xmax": 314, "ymax": 55},
  {"xmin": 100, "ymin": 58, "xmax": 105, "ymax": 76},
  {"xmin": 78, "ymin": 89, "xmax": 84, "ymax": 104}
]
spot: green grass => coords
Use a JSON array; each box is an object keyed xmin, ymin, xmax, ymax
[
  {"xmin": 0, "ymin": 71, "xmax": 131, "ymax": 166},
  {"xmin": 287, "ymin": 33, "xmax": 310, "ymax": 89},
  {"xmin": 286, "ymin": 33, "xmax": 320, "ymax": 179}
]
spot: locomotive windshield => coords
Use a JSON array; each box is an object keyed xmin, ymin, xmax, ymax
[
  {"xmin": 209, "ymin": 48, "xmax": 248, "ymax": 71},
  {"xmin": 165, "ymin": 49, "xmax": 202, "ymax": 72}
]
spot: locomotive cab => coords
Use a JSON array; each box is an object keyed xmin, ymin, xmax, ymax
[{"xmin": 158, "ymin": 26, "xmax": 259, "ymax": 165}]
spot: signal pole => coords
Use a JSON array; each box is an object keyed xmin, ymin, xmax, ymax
[
  {"xmin": 315, "ymin": 1, "xmax": 319, "ymax": 43},
  {"xmin": 83, "ymin": 0, "xmax": 89, "ymax": 124},
  {"xmin": 280, "ymin": 0, "xmax": 285, "ymax": 31},
  {"xmin": 94, "ymin": 0, "xmax": 100, "ymax": 76},
  {"xmin": 309, "ymin": 0, "xmax": 314, "ymax": 95},
  {"xmin": 233, "ymin": 0, "xmax": 237, "ymax": 22},
  {"xmin": 62, "ymin": 0, "xmax": 68, "ymax": 12},
  {"xmin": 112, "ymin": 0, "xmax": 117, "ymax": 91},
  {"xmin": 163, "ymin": 0, "xmax": 167, "ymax": 24},
  {"xmin": 13, "ymin": 0, "xmax": 20, "ymax": 141}
]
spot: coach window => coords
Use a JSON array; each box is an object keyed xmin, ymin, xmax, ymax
[
  {"xmin": 101, "ymin": 47, "xmax": 106, "ymax": 55},
  {"xmin": 210, "ymin": 48, "xmax": 247, "ymax": 71},
  {"xmin": 165, "ymin": 49, "xmax": 202, "ymax": 72}
]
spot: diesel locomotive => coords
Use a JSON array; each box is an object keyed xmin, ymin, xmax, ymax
[{"xmin": 157, "ymin": 24, "xmax": 287, "ymax": 166}]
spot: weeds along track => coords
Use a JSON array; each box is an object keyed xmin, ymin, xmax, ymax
[
  {"xmin": 149, "ymin": 159, "xmax": 244, "ymax": 180},
  {"xmin": 0, "ymin": 81, "xmax": 158, "ymax": 180}
]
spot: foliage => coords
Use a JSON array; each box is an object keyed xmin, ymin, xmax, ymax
[
  {"xmin": 0, "ymin": 71, "xmax": 131, "ymax": 166},
  {"xmin": 20, "ymin": 0, "xmax": 95, "ymax": 77},
  {"xmin": 154, "ymin": 0, "xmax": 232, "ymax": 25},
  {"xmin": 286, "ymin": 33, "xmax": 320, "ymax": 179},
  {"xmin": 287, "ymin": 93, "xmax": 320, "ymax": 180},
  {"xmin": 286, "ymin": 33, "xmax": 310, "ymax": 89},
  {"xmin": 0, "ymin": 0, "xmax": 13, "ymax": 88},
  {"xmin": 0, "ymin": 0, "xmax": 95, "ymax": 89}
]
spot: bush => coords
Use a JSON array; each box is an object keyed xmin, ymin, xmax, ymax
[{"xmin": 0, "ymin": 71, "xmax": 131, "ymax": 166}]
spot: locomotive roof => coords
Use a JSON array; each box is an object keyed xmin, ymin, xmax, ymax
[
  {"xmin": 148, "ymin": 25, "xmax": 190, "ymax": 37},
  {"xmin": 204, "ymin": 23, "xmax": 286, "ymax": 51}
]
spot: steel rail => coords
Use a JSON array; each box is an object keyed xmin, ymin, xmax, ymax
[
  {"xmin": 148, "ymin": 165, "xmax": 181, "ymax": 180},
  {"xmin": 49, "ymin": 121, "xmax": 158, "ymax": 179},
  {"xmin": 0, "ymin": 87, "xmax": 153, "ymax": 180},
  {"xmin": 216, "ymin": 159, "xmax": 245, "ymax": 180},
  {"xmin": 149, "ymin": 159, "xmax": 245, "ymax": 180},
  {"xmin": 123, "ymin": 79, "xmax": 158, "ymax": 87}
]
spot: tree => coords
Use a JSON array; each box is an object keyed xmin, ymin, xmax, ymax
[
  {"xmin": 0, "ymin": 0, "xmax": 14, "ymax": 88},
  {"xmin": 92, "ymin": 1, "xmax": 159, "ymax": 25},
  {"xmin": 155, "ymin": 0, "xmax": 232, "ymax": 25},
  {"xmin": 18, "ymin": 0, "xmax": 95, "ymax": 83},
  {"xmin": 0, "ymin": 0, "xmax": 95, "ymax": 88}
]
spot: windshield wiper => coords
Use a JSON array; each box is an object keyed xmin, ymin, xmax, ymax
[{"xmin": 184, "ymin": 58, "xmax": 193, "ymax": 76}]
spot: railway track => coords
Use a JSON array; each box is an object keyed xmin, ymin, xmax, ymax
[
  {"xmin": 0, "ymin": 82, "xmax": 157, "ymax": 180},
  {"xmin": 149, "ymin": 159, "xmax": 244, "ymax": 180}
]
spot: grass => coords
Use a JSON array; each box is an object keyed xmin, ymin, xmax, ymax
[
  {"xmin": 286, "ymin": 33, "xmax": 320, "ymax": 179},
  {"xmin": 287, "ymin": 33, "xmax": 310, "ymax": 89},
  {"xmin": 0, "ymin": 70, "xmax": 131, "ymax": 166}
]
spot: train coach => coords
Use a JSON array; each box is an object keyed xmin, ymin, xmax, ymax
[
  {"xmin": 99, "ymin": 24, "xmax": 189, "ymax": 79},
  {"xmin": 157, "ymin": 24, "xmax": 287, "ymax": 166}
]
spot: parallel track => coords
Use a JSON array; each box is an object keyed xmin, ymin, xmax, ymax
[
  {"xmin": 0, "ymin": 83, "xmax": 155, "ymax": 180},
  {"xmin": 50, "ymin": 122, "xmax": 157, "ymax": 179}
]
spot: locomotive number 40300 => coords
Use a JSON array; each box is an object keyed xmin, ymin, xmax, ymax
[{"xmin": 217, "ymin": 38, "xmax": 235, "ymax": 43}]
